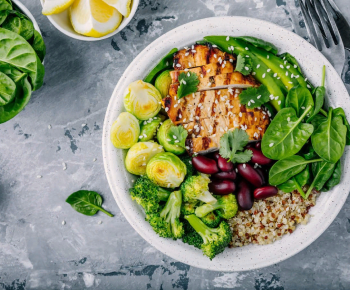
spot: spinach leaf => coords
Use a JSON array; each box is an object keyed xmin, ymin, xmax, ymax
[
  {"xmin": 0, "ymin": 9, "xmax": 8, "ymax": 25},
  {"xmin": 285, "ymin": 85, "xmax": 314, "ymax": 118},
  {"xmin": 31, "ymin": 30, "xmax": 46, "ymax": 62},
  {"xmin": 0, "ymin": 70, "xmax": 16, "ymax": 105},
  {"xmin": 306, "ymin": 66, "xmax": 326, "ymax": 122},
  {"xmin": 2, "ymin": 11, "xmax": 34, "ymax": 40},
  {"xmin": 310, "ymin": 114, "xmax": 326, "ymax": 130},
  {"xmin": 277, "ymin": 165, "xmax": 310, "ymax": 192},
  {"xmin": 66, "ymin": 190, "xmax": 114, "ymax": 217},
  {"xmin": 333, "ymin": 107, "xmax": 350, "ymax": 145},
  {"xmin": 311, "ymin": 108, "xmax": 347, "ymax": 163},
  {"xmin": 0, "ymin": 0, "xmax": 11, "ymax": 11},
  {"xmin": 235, "ymin": 36, "xmax": 278, "ymax": 55},
  {"xmin": 269, "ymin": 155, "xmax": 321, "ymax": 185},
  {"xmin": 261, "ymin": 107, "xmax": 314, "ymax": 160},
  {"xmin": 263, "ymin": 102, "xmax": 276, "ymax": 118},
  {"xmin": 322, "ymin": 160, "xmax": 341, "ymax": 191},
  {"xmin": 144, "ymin": 48, "xmax": 178, "ymax": 84},
  {"xmin": 279, "ymin": 52, "xmax": 302, "ymax": 73},
  {"xmin": 303, "ymin": 145, "xmax": 319, "ymax": 160}
]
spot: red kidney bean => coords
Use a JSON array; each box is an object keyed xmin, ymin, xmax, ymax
[
  {"xmin": 237, "ymin": 180, "xmax": 254, "ymax": 210},
  {"xmin": 255, "ymin": 167, "xmax": 267, "ymax": 186},
  {"xmin": 209, "ymin": 180, "xmax": 235, "ymax": 195},
  {"xmin": 212, "ymin": 152, "xmax": 220, "ymax": 160},
  {"xmin": 192, "ymin": 155, "xmax": 219, "ymax": 174},
  {"xmin": 249, "ymin": 147, "xmax": 272, "ymax": 165},
  {"xmin": 255, "ymin": 141, "xmax": 261, "ymax": 149},
  {"xmin": 217, "ymin": 156, "xmax": 234, "ymax": 172},
  {"xmin": 245, "ymin": 143, "xmax": 254, "ymax": 149},
  {"xmin": 237, "ymin": 163, "xmax": 263, "ymax": 187},
  {"xmin": 212, "ymin": 171, "xmax": 236, "ymax": 180},
  {"xmin": 254, "ymin": 186, "xmax": 278, "ymax": 200}
]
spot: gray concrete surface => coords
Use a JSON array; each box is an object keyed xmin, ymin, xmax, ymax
[{"xmin": 1, "ymin": 0, "xmax": 350, "ymax": 289}]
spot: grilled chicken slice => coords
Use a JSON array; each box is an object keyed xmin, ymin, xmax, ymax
[
  {"xmin": 173, "ymin": 44, "xmax": 235, "ymax": 70},
  {"xmin": 169, "ymin": 72, "xmax": 258, "ymax": 98}
]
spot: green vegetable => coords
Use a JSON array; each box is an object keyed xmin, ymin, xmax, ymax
[
  {"xmin": 144, "ymin": 48, "xmax": 178, "ymax": 84},
  {"xmin": 333, "ymin": 107, "xmax": 350, "ymax": 145},
  {"xmin": 2, "ymin": 11, "xmax": 34, "ymax": 40},
  {"xmin": 310, "ymin": 114, "xmax": 326, "ymax": 130},
  {"xmin": 182, "ymin": 218, "xmax": 203, "ymax": 249},
  {"xmin": 31, "ymin": 30, "xmax": 46, "ymax": 62},
  {"xmin": 322, "ymin": 160, "xmax": 341, "ymax": 191},
  {"xmin": 261, "ymin": 107, "xmax": 314, "ymax": 160},
  {"xmin": 263, "ymin": 102, "xmax": 276, "ymax": 118},
  {"xmin": 219, "ymin": 129, "xmax": 253, "ymax": 163},
  {"xmin": 154, "ymin": 70, "xmax": 171, "ymax": 98},
  {"xmin": 146, "ymin": 190, "xmax": 184, "ymax": 239},
  {"xmin": 139, "ymin": 116, "xmax": 163, "ymax": 141},
  {"xmin": 204, "ymin": 36, "xmax": 286, "ymax": 111},
  {"xmin": 66, "ymin": 190, "xmax": 114, "ymax": 217},
  {"xmin": 311, "ymin": 108, "xmax": 347, "ymax": 163},
  {"xmin": 181, "ymin": 200, "xmax": 198, "ymax": 215},
  {"xmin": 179, "ymin": 154, "xmax": 195, "ymax": 179},
  {"xmin": 0, "ymin": 70, "xmax": 16, "ymax": 105},
  {"xmin": 110, "ymin": 112, "xmax": 140, "ymax": 149},
  {"xmin": 146, "ymin": 152, "xmax": 187, "ymax": 188},
  {"xmin": 200, "ymin": 212, "xmax": 221, "ymax": 228},
  {"xmin": 238, "ymin": 84, "xmax": 270, "ymax": 109},
  {"xmin": 129, "ymin": 175, "xmax": 171, "ymax": 214},
  {"xmin": 304, "ymin": 161, "xmax": 336, "ymax": 199},
  {"xmin": 177, "ymin": 71, "xmax": 199, "ymax": 99},
  {"xmin": 0, "ymin": 0, "xmax": 11, "ymax": 25},
  {"xmin": 157, "ymin": 119, "xmax": 186, "ymax": 155},
  {"xmin": 269, "ymin": 155, "xmax": 322, "ymax": 185},
  {"xmin": 302, "ymin": 144, "xmax": 319, "ymax": 160},
  {"xmin": 306, "ymin": 66, "xmax": 326, "ymax": 122},
  {"xmin": 235, "ymin": 53, "xmax": 252, "ymax": 76},
  {"xmin": 277, "ymin": 165, "xmax": 310, "ymax": 193},
  {"xmin": 125, "ymin": 141, "xmax": 164, "ymax": 175},
  {"xmin": 0, "ymin": 10, "xmax": 9, "ymax": 25},
  {"xmin": 195, "ymin": 194, "xmax": 238, "ymax": 219},
  {"xmin": 184, "ymin": 214, "xmax": 231, "ymax": 260},
  {"xmin": 181, "ymin": 174, "xmax": 217, "ymax": 204},
  {"xmin": 285, "ymin": 85, "xmax": 314, "ymax": 118},
  {"xmin": 235, "ymin": 36, "xmax": 278, "ymax": 55},
  {"xmin": 167, "ymin": 125, "xmax": 188, "ymax": 148}
]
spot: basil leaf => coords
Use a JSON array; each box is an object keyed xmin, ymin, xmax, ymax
[
  {"xmin": 66, "ymin": 190, "xmax": 114, "ymax": 217},
  {"xmin": 311, "ymin": 108, "xmax": 347, "ymax": 163},
  {"xmin": 269, "ymin": 155, "xmax": 321, "ymax": 186},
  {"xmin": 261, "ymin": 107, "xmax": 314, "ymax": 160},
  {"xmin": 285, "ymin": 85, "xmax": 314, "ymax": 118},
  {"xmin": 277, "ymin": 165, "xmax": 310, "ymax": 192},
  {"xmin": 333, "ymin": 107, "xmax": 350, "ymax": 145},
  {"xmin": 322, "ymin": 160, "xmax": 341, "ymax": 191}
]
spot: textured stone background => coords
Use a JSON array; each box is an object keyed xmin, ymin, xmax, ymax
[{"xmin": 1, "ymin": 0, "xmax": 350, "ymax": 289}]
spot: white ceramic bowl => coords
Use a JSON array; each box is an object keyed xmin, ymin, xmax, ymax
[
  {"xmin": 39, "ymin": 0, "xmax": 139, "ymax": 41},
  {"xmin": 102, "ymin": 17, "xmax": 350, "ymax": 271},
  {"xmin": 13, "ymin": 0, "xmax": 42, "ymax": 34}
]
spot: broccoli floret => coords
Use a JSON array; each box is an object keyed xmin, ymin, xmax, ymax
[
  {"xmin": 182, "ymin": 218, "xmax": 203, "ymax": 249},
  {"xmin": 185, "ymin": 214, "xmax": 232, "ymax": 260},
  {"xmin": 181, "ymin": 174, "xmax": 217, "ymax": 204},
  {"xmin": 201, "ymin": 212, "xmax": 221, "ymax": 228},
  {"xmin": 181, "ymin": 200, "xmax": 198, "ymax": 215},
  {"xmin": 147, "ymin": 190, "xmax": 184, "ymax": 239},
  {"xmin": 195, "ymin": 194, "xmax": 238, "ymax": 219},
  {"xmin": 179, "ymin": 155, "xmax": 195, "ymax": 178},
  {"xmin": 129, "ymin": 176, "xmax": 171, "ymax": 213}
]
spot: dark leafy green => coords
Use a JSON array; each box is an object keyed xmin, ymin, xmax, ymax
[
  {"xmin": 333, "ymin": 107, "xmax": 350, "ymax": 145},
  {"xmin": 66, "ymin": 190, "xmax": 114, "ymax": 217},
  {"xmin": 322, "ymin": 160, "xmax": 341, "ymax": 191},
  {"xmin": 2, "ymin": 11, "xmax": 34, "ymax": 40},
  {"xmin": 306, "ymin": 66, "xmax": 326, "ymax": 122},
  {"xmin": 239, "ymin": 84, "xmax": 270, "ymax": 109},
  {"xmin": 0, "ymin": 70, "xmax": 16, "ymax": 105},
  {"xmin": 285, "ymin": 85, "xmax": 314, "ymax": 118},
  {"xmin": 31, "ymin": 30, "xmax": 46, "ymax": 62},
  {"xmin": 277, "ymin": 165, "xmax": 310, "ymax": 193},
  {"xmin": 235, "ymin": 36, "xmax": 278, "ymax": 55},
  {"xmin": 261, "ymin": 107, "xmax": 314, "ymax": 160},
  {"xmin": 311, "ymin": 108, "xmax": 347, "ymax": 163}
]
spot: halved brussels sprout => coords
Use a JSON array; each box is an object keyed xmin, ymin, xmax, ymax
[
  {"xmin": 123, "ymin": 80, "xmax": 162, "ymax": 120},
  {"xmin": 125, "ymin": 142, "xmax": 164, "ymax": 175},
  {"xmin": 139, "ymin": 115, "xmax": 166, "ymax": 142},
  {"xmin": 157, "ymin": 119, "xmax": 186, "ymax": 155},
  {"xmin": 110, "ymin": 112, "xmax": 140, "ymax": 149},
  {"xmin": 155, "ymin": 70, "xmax": 172, "ymax": 98},
  {"xmin": 146, "ymin": 152, "xmax": 187, "ymax": 188}
]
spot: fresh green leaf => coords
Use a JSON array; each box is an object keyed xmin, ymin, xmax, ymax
[
  {"xmin": 311, "ymin": 108, "xmax": 347, "ymax": 163},
  {"xmin": 31, "ymin": 30, "xmax": 46, "ymax": 62},
  {"xmin": 239, "ymin": 85, "xmax": 270, "ymax": 109},
  {"xmin": 0, "ymin": 9, "xmax": 8, "ymax": 25},
  {"xmin": 306, "ymin": 66, "xmax": 326, "ymax": 122},
  {"xmin": 333, "ymin": 107, "xmax": 350, "ymax": 145},
  {"xmin": 235, "ymin": 36, "xmax": 278, "ymax": 55},
  {"xmin": 302, "ymin": 145, "xmax": 319, "ymax": 160},
  {"xmin": 261, "ymin": 107, "xmax": 314, "ymax": 160},
  {"xmin": 177, "ymin": 72, "xmax": 199, "ymax": 99},
  {"xmin": 310, "ymin": 114, "xmax": 326, "ymax": 130},
  {"xmin": 322, "ymin": 160, "xmax": 341, "ymax": 191},
  {"xmin": 285, "ymin": 85, "xmax": 314, "ymax": 118},
  {"xmin": 0, "ymin": 70, "xmax": 16, "ymax": 105},
  {"xmin": 2, "ymin": 11, "xmax": 34, "ymax": 40},
  {"xmin": 235, "ymin": 53, "xmax": 252, "ymax": 76},
  {"xmin": 0, "ymin": 0, "xmax": 11, "ymax": 11},
  {"xmin": 231, "ymin": 149, "xmax": 253, "ymax": 163},
  {"xmin": 167, "ymin": 125, "xmax": 188, "ymax": 148},
  {"xmin": 277, "ymin": 165, "xmax": 310, "ymax": 193},
  {"xmin": 219, "ymin": 129, "xmax": 251, "ymax": 162},
  {"xmin": 269, "ymin": 155, "xmax": 321, "ymax": 186},
  {"xmin": 66, "ymin": 190, "xmax": 114, "ymax": 217}
]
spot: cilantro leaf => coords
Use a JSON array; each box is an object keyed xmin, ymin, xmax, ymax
[
  {"xmin": 239, "ymin": 85, "xmax": 270, "ymax": 109},
  {"xmin": 167, "ymin": 125, "xmax": 188, "ymax": 148},
  {"xmin": 177, "ymin": 72, "xmax": 200, "ymax": 99},
  {"xmin": 219, "ymin": 129, "xmax": 251, "ymax": 162},
  {"xmin": 235, "ymin": 53, "xmax": 252, "ymax": 76}
]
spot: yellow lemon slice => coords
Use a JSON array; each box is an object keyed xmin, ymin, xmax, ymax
[
  {"xmin": 70, "ymin": 0, "xmax": 122, "ymax": 38},
  {"xmin": 101, "ymin": 0, "xmax": 131, "ymax": 17},
  {"xmin": 42, "ymin": 0, "xmax": 75, "ymax": 15}
]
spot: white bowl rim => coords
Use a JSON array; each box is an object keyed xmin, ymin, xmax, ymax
[
  {"xmin": 39, "ymin": 0, "xmax": 139, "ymax": 41},
  {"xmin": 102, "ymin": 16, "xmax": 350, "ymax": 271}
]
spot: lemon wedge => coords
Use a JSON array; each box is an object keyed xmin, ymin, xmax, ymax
[
  {"xmin": 70, "ymin": 0, "xmax": 122, "ymax": 38},
  {"xmin": 42, "ymin": 0, "xmax": 75, "ymax": 15},
  {"xmin": 101, "ymin": 0, "xmax": 131, "ymax": 17}
]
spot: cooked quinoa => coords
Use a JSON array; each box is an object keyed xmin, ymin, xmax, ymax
[{"xmin": 229, "ymin": 190, "xmax": 319, "ymax": 247}]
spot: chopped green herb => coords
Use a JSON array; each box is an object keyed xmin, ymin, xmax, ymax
[
  {"xmin": 219, "ymin": 129, "xmax": 252, "ymax": 163},
  {"xmin": 239, "ymin": 85, "xmax": 270, "ymax": 109},
  {"xmin": 167, "ymin": 125, "xmax": 188, "ymax": 148},
  {"xmin": 235, "ymin": 53, "xmax": 252, "ymax": 76},
  {"xmin": 177, "ymin": 72, "xmax": 199, "ymax": 99}
]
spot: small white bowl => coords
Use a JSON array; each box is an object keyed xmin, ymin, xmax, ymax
[
  {"xmin": 13, "ymin": 0, "xmax": 42, "ymax": 34},
  {"xmin": 39, "ymin": 0, "xmax": 139, "ymax": 41}
]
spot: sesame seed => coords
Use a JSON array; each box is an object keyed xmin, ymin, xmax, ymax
[
  {"xmin": 212, "ymin": 44, "xmax": 217, "ymax": 47},
  {"xmin": 251, "ymin": 100, "xmax": 255, "ymax": 103},
  {"xmin": 285, "ymin": 71, "xmax": 289, "ymax": 76},
  {"xmin": 257, "ymin": 95, "xmax": 261, "ymax": 99},
  {"xmin": 278, "ymin": 100, "xmax": 281, "ymax": 105},
  {"xmin": 301, "ymin": 106, "xmax": 305, "ymax": 109},
  {"xmin": 287, "ymin": 117, "xmax": 290, "ymax": 122},
  {"xmin": 243, "ymin": 164, "xmax": 246, "ymax": 168},
  {"xmin": 188, "ymin": 62, "xmax": 192, "ymax": 67},
  {"xmin": 294, "ymin": 65, "xmax": 297, "ymax": 68},
  {"xmin": 245, "ymin": 66, "xmax": 249, "ymax": 70},
  {"xmin": 262, "ymin": 73, "xmax": 266, "ymax": 78},
  {"xmin": 274, "ymin": 73, "xmax": 277, "ymax": 77},
  {"xmin": 280, "ymin": 65, "xmax": 284, "ymax": 69},
  {"xmin": 267, "ymin": 69, "xmax": 271, "ymax": 72},
  {"xmin": 307, "ymin": 84, "xmax": 311, "ymax": 88},
  {"xmin": 252, "ymin": 72, "xmax": 256, "ymax": 75},
  {"xmin": 257, "ymin": 64, "xmax": 260, "ymax": 69},
  {"xmin": 176, "ymin": 64, "xmax": 181, "ymax": 67},
  {"xmin": 269, "ymin": 143, "xmax": 274, "ymax": 147},
  {"xmin": 207, "ymin": 69, "xmax": 211, "ymax": 73},
  {"xmin": 267, "ymin": 55, "xmax": 270, "ymax": 59},
  {"xmin": 245, "ymin": 47, "xmax": 249, "ymax": 50},
  {"xmin": 185, "ymin": 52, "xmax": 189, "ymax": 56},
  {"xmin": 287, "ymin": 66, "xmax": 290, "ymax": 69},
  {"xmin": 214, "ymin": 54, "xmax": 217, "ymax": 58},
  {"xmin": 187, "ymin": 72, "xmax": 190, "ymax": 77},
  {"xmin": 165, "ymin": 107, "xmax": 169, "ymax": 112},
  {"xmin": 226, "ymin": 36, "xmax": 230, "ymax": 41}
]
